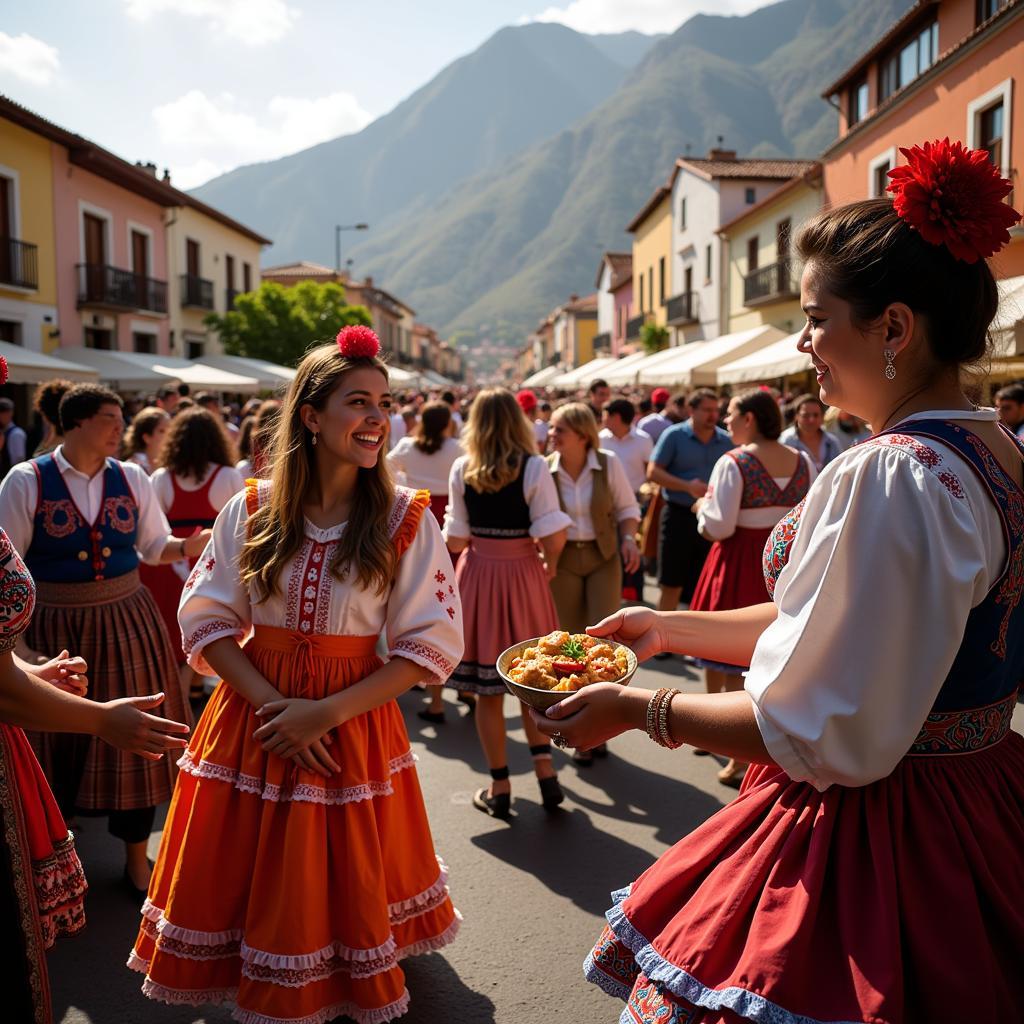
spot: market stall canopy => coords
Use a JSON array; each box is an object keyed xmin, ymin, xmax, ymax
[
  {"xmin": 200, "ymin": 355, "xmax": 295, "ymax": 390},
  {"xmin": 2, "ymin": 342, "xmax": 98, "ymax": 384},
  {"xmin": 602, "ymin": 350, "xmax": 669, "ymax": 387},
  {"xmin": 54, "ymin": 348, "xmax": 261, "ymax": 393},
  {"xmin": 521, "ymin": 365, "xmax": 562, "ymax": 388},
  {"xmin": 387, "ymin": 365, "xmax": 423, "ymax": 389},
  {"xmin": 422, "ymin": 370, "xmax": 457, "ymax": 388},
  {"xmin": 716, "ymin": 332, "xmax": 810, "ymax": 385},
  {"xmin": 637, "ymin": 326, "xmax": 786, "ymax": 387},
  {"xmin": 549, "ymin": 356, "xmax": 617, "ymax": 390},
  {"xmin": 54, "ymin": 347, "xmax": 170, "ymax": 390},
  {"xmin": 992, "ymin": 275, "xmax": 1024, "ymax": 358}
]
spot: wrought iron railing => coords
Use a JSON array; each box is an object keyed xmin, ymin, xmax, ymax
[
  {"xmin": 743, "ymin": 260, "xmax": 795, "ymax": 305},
  {"xmin": 180, "ymin": 275, "xmax": 214, "ymax": 310},
  {"xmin": 666, "ymin": 292, "xmax": 698, "ymax": 324},
  {"xmin": 592, "ymin": 331, "xmax": 611, "ymax": 354},
  {"xmin": 626, "ymin": 314, "xmax": 647, "ymax": 340},
  {"xmin": 0, "ymin": 238, "xmax": 38, "ymax": 289},
  {"xmin": 77, "ymin": 263, "xmax": 168, "ymax": 313}
]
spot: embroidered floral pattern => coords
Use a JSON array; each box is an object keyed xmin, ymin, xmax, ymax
[
  {"xmin": 869, "ymin": 433, "xmax": 968, "ymax": 501},
  {"xmin": 762, "ymin": 499, "xmax": 806, "ymax": 598},
  {"xmin": 387, "ymin": 487, "xmax": 414, "ymax": 538},
  {"xmin": 587, "ymin": 923, "xmax": 641, "ymax": 994},
  {"xmin": 434, "ymin": 570, "xmax": 446, "ymax": 584},
  {"xmin": 627, "ymin": 974, "xmax": 697, "ymax": 1023},
  {"xmin": 910, "ymin": 691, "xmax": 1016, "ymax": 754},
  {"xmin": 103, "ymin": 494, "xmax": 138, "ymax": 534},
  {"xmin": 0, "ymin": 531, "xmax": 35, "ymax": 654},
  {"xmin": 392, "ymin": 638, "xmax": 456, "ymax": 681},
  {"xmin": 183, "ymin": 619, "xmax": 240, "ymax": 657},
  {"xmin": 40, "ymin": 498, "xmax": 81, "ymax": 539},
  {"xmin": 32, "ymin": 834, "xmax": 86, "ymax": 948},
  {"xmin": 732, "ymin": 451, "xmax": 811, "ymax": 510}
]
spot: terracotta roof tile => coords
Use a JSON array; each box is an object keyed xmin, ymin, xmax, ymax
[
  {"xmin": 676, "ymin": 157, "xmax": 818, "ymax": 181},
  {"xmin": 262, "ymin": 261, "xmax": 338, "ymax": 277}
]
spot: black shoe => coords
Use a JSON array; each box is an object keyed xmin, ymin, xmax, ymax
[
  {"xmin": 537, "ymin": 775, "xmax": 564, "ymax": 811},
  {"xmin": 572, "ymin": 749, "xmax": 594, "ymax": 767},
  {"xmin": 591, "ymin": 743, "xmax": 609, "ymax": 759},
  {"xmin": 653, "ymin": 651, "xmax": 673, "ymax": 661},
  {"xmin": 458, "ymin": 693, "xmax": 477, "ymax": 715},
  {"xmin": 473, "ymin": 787, "xmax": 511, "ymax": 819},
  {"xmin": 417, "ymin": 709, "xmax": 446, "ymax": 724}
]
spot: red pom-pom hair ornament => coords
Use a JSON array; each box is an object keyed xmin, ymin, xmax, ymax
[
  {"xmin": 336, "ymin": 325, "xmax": 381, "ymax": 359},
  {"xmin": 886, "ymin": 138, "xmax": 1021, "ymax": 263},
  {"xmin": 0, "ymin": 355, "xmax": 7, "ymax": 387}
]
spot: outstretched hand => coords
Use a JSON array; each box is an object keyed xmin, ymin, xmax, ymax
[
  {"xmin": 587, "ymin": 607, "xmax": 668, "ymax": 662},
  {"xmin": 528, "ymin": 682, "xmax": 647, "ymax": 752},
  {"xmin": 98, "ymin": 693, "xmax": 190, "ymax": 761}
]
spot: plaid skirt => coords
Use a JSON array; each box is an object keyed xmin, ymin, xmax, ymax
[{"xmin": 27, "ymin": 571, "xmax": 186, "ymax": 813}]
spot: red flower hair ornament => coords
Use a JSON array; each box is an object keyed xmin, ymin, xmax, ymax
[
  {"xmin": 336, "ymin": 325, "xmax": 381, "ymax": 359},
  {"xmin": 0, "ymin": 356, "xmax": 7, "ymax": 387},
  {"xmin": 887, "ymin": 138, "xmax": 1021, "ymax": 263}
]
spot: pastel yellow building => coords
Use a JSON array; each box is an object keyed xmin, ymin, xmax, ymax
[
  {"xmin": 0, "ymin": 116, "xmax": 58, "ymax": 351},
  {"xmin": 717, "ymin": 167, "xmax": 822, "ymax": 336},
  {"xmin": 167, "ymin": 199, "xmax": 270, "ymax": 359},
  {"xmin": 627, "ymin": 183, "xmax": 672, "ymax": 341}
]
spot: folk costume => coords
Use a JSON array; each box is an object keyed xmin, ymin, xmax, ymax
[
  {"xmin": 0, "ymin": 449, "xmax": 187, "ymax": 839},
  {"xmin": 0, "ymin": 528, "xmax": 88, "ymax": 1024},
  {"xmin": 585, "ymin": 411, "xmax": 1024, "ymax": 1022},
  {"xmin": 130, "ymin": 482, "xmax": 464, "ymax": 1024},
  {"xmin": 443, "ymin": 454, "xmax": 570, "ymax": 694},
  {"xmin": 689, "ymin": 448, "xmax": 814, "ymax": 672}
]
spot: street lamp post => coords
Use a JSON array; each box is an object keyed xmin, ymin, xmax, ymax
[{"xmin": 335, "ymin": 223, "xmax": 369, "ymax": 273}]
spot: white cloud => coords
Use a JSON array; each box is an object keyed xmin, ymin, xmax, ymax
[
  {"xmin": 0, "ymin": 32, "xmax": 60, "ymax": 86},
  {"xmin": 525, "ymin": 0, "xmax": 764, "ymax": 35},
  {"xmin": 153, "ymin": 89, "xmax": 374, "ymax": 188},
  {"xmin": 122, "ymin": 0, "xmax": 298, "ymax": 46}
]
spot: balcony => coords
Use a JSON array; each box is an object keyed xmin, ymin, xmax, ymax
[
  {"xmin": 743, "ymin": 260, "xmax": 797, "ymax": 306},
  {"xmin": 666, "ymin": 292, "xmax": 699, "ymax": 325},
  {"xmin": 180, "ymin": 275, "xmax": 214, "ymax": 310},
  {"xmin": 0, "ymin": 238, "xmax": 38, "ymax": 290},
  {"xmin": 626, "ymin": 314, "xmax": 647, "ymax": 340},
  {"xmin": 77, "ymin": 264, "xmax": 167, "ymax": 313},
  {"xmin": 226, "ymin": 288, "xmax": 240, "ymax": 310},
  {"xmin": 592, "ymin": 331, "xmax": 611, "ymax": 354}
]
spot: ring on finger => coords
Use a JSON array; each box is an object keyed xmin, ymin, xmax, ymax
[{"xmin": 552, "ymin": 732, "xmax": 568, "ymax": 749}]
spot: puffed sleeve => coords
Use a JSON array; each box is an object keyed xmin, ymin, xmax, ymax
[
  {"xmin": 442, "ymin": 457, "xmax": 470, "ymax": 541},
  {"xmin": 121, "ymin": 463, "xmax": 173, "ymax": 564},
  {"xmin": 697, "ymin": 455, "xmax": 741, "ymax": 540},
  {"xmin": 744, "ymin": 444, "xmax": 995, "ymax": 791},
  {"xmin": 523, "ymin": 455, "xmax": 572, "ymax": 539},
  {"xmin": 387, "ymin": 509, "xmax": 464, "ymax": 685},
  {"xmin": 0, "ymin": 462, "xmax": 39, "ymax": 558},
  {"xmin": 178, "ymin": 490, "xmax": 253, "ymax": 675},
  {"xmin": 603, "ymin": 450, "xmax": 642, "ymax": 523}
]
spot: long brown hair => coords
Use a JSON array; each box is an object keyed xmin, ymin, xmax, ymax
[
  {"xmin": 462, "ymin": 388, "xmax": 536, "ymax": 494},
  {"xmin": 122, "ymin": 406, "xmax": 168, "ymax": 459},
  {"xmin": 413, "ymin": 401, "xmax": 451, "ymax": 455},
  {"xmin": 238, "ymin": 343, "xmax": 396, "ymax": 599},
  {"xmin": 159, "ymin": 407, "xmax": 236, "ymax": 480}
]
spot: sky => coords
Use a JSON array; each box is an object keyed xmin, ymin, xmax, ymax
[{"xmin": 1, "ymin": 0, "xmax": 769, "ymax": 190}]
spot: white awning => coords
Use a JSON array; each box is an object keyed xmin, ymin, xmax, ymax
[
  {"xmin": 637, "ymin": 326, "xmax": 786, "ymax": 387},
  {"xmin": 2, "ymin": 342, "xmax": 98, "ymax": 384},
  {"xmin": 54, "ymin": 347, "xmax": 261, "ymax": 393},
  {"xmin": 521, "ymin": 365, "xmax": 562, "ymax": 388},
  {"xmin": 387, "ymin": 365, "xmax": 424, "ymax": 389},
  {"xmin": 716, "ymin": 332, "xmax": 811, "ymax": 385},
  {"xmin": 54, "ymin": 347, "xmax": 170, "ymax": 390},
  {"xmin": 422, "ymin": 369, "xmax": 456, "ymax": 388},
  {"xmin": 602, "ymin": 350, "xmax": 665, "ymax": 386},
  {"xmin": 549, "ymin": 356, "xmax": 617, "ymax": 389},
  {"xmin": 199, "ymin": 355, "xmax": 295, "ymax": 390}
]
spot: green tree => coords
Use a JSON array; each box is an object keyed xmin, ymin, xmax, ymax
[
  {"xmin": 639, "ymin": 322, "xmax": 669, "ymax": 355},
  {"xmin": 205, "ymin": 281, "xmax": 371, "ymax": 365}
]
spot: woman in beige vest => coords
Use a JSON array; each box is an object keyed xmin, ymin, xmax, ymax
[{"xmin": 547, "ymin": 403, "xmax": 640, "ymax": 763}]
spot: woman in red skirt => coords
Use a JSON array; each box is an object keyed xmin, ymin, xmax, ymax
[
  {"xmin": 531, "ymin": 143, "xmax": 1024, "ymax": 1021},
  {"xmin": 689, "ymin": 389, "xmax": 812, "ymax": 787}
]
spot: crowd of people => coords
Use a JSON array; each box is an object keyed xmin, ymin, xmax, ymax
[{"xmin": 0, "ymin": 138, "xmax": 1022, "ymax": 1024}]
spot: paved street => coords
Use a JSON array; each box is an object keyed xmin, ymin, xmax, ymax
[{"xmin": 51, "ymin": 661, "xmax": 1024, "ymax": 1024}]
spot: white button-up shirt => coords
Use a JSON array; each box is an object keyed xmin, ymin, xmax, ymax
[
  {"xmin": 0, "ymin": 447, "xmax": 171, "ymax": 564},
  {"xmin": 550, "ymin": 448, "xmax": 640, "ymax": 541},
  {"xmin": 598, "ymin": 427, "xmax": 654, "ymax": 493}
]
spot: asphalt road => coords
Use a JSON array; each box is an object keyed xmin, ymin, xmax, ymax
[{"xmin": 50, "ymin": 661, "xmax": 1024, "ymax": 1024}]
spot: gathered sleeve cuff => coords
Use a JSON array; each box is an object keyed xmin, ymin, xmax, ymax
[
  {"xmin": 178, "ymin": 490, "xmax": 252, "ymax": 675},
  {"xmin": 744, "ymin": 443, "xmax": 992, "ymax": 791},
  {"xmin": 388, "ymin": 508, "xmax": 464, "ymax": 685},
  {"xmin": 524, "ymin": 455, "xmax": 572, "ymax": 539},
  {"xmin": 697, "ymin": 455, "xmax": 741, "ymax": 540},
  {"xmin": 441, "ymin": 457, "xmax": 470, "ymax": 541}
]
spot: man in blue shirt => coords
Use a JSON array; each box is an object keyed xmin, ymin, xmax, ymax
[{"xmin": 647, "ymin": 389, "xmax": 732, "ymax": 617}]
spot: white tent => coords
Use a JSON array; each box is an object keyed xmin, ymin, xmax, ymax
[
  {"xmin": 387, "ymin": 365, "xmax": 423, "ymax": 389},
  {"xmin": 200, "ymin": 355, "xmax": 295, "ymax": 390},
  {"xmin": 422, "ymin": 369, "xmax": 456, "ymax": 388},
  {"xmin": 602, "ymin": 350, "xmax": 670, "ymax": 386},
  {"xmin": 2, "ymin": 342, "xmax": 98, "ymax": 384},
  {"xmin": 521, "ymin": 365, "xmax": 562, "ymax": 388},
  {"xmin": 637, "ymin": 326, "xmax": 786, "ymax": 387},
  {"xmin": 54, "ymin": 347, "xmax": 170, "ymax": 390},
  {"xmin": 54, "ymin": 347, "xmax": 262, "ymax": 393},
  {"xmin": 549, "ymin": 356, "xmax": 617, "ymax": 390},
  {"xmin": 716, "ymin": 331, "xmax": 811, "ymax": 385}
]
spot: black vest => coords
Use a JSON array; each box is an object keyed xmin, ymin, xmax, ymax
[{"xmin": 463, "ymin": 459, "xmax": 531, "ymax": 538}]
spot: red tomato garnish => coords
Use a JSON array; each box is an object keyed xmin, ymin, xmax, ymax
[{"xmin": 552, "ymin": 660, "xmax": 584, "ymax": 675}]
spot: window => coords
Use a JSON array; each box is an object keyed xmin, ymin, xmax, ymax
[
  {"xmin": 84, "ymin": 327, "xmax": 112, "ymax": 350},
  {"xmin": 848, "ymin": 79, "xmax": 869, "ymax": 125},
  {"xmin": 638, "ymin": 274, "xmax": 644, "ymax": 312},
  {"xmin": 243, "ymin": 262, "xmax": 252, "ymax": 292},
  {"xmin": 659, "ymin": 256, "xmax": 666, "ymax": 305},
  {"xmin": 977, "ymin": 0, "xmax": 1008, "ymax": 25},
  {"xmin": 648, "ymin": 268, "xmax": 653, "ymax": 313},
  {"xmin": 0, "ymin": 321, "xmax": 20, "ymax": 344},
  {"xmin": 979, "ymin": 102, "xmax": 1004, "ymax": 167},
  {"xmin": 878, "ymin": 21, "xmax": 937, "ymax": 102},
  {"xmin": 679, "ymin": 197, "xmax": 687, "ymax": 230},
  {"xmin": 873, "ymin": 161, "xmax": 892, "ymax": 197},
  {"xmin": 705, "ymin": 244, "xmax": 712, "ymax": 283},
  {"xmin": 187, "ymin": 338, "xmax": 204, "ymax": 360},
  {"xmin": 186, "ymin": 239, "xmax": 200, "ymax": 277},
  {"xmin": 968, "ymin": 79, "xmax": 1012, "ymax": 175},
  {"xmin": 132, "ymin": 331, "xmax": 156, "ymax": 354},
  {"xmin": 747, "ymin": 236, "xmax": 759, "ymax": 272},
  {"xmin": 745, "ymin": 187, "xmax": 756, "ymax": 205}
]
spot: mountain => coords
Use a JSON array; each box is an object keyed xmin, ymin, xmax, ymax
[
  {"xmin": 191, "ymin": 24, "xmax": 658, "ymax": 262},
  {"xmin": 340, "ymin": 0, "xmax": 910, "ymax": 337},
  {"xmin": 587, "ymin": 30, "xmax": 668, "ymax": 67}
]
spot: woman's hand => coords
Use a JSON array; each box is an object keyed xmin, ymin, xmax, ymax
[
  {"xmin": 587, "ymin": 607, "xmax": 668, "ymax": 662},
  {"xmin": 33, "ymin": 649, "xmax": 88, "ymax": 696},
  {"xmin": 184, "ymin": 529, "xmax": 213, "ymax": 559},
  {"xmin": 528, "ymin": 683, "xmax": 648, "ymax": 751},
  {"xmin": 98, "ymin": 693, "xmax": 190, "ymax": 760},
  {"xmin": 620, "ymin": 535, "xmax": 641, "ymax": 575},
  {"xmin": 253, "ymin": 698, "xmax": 341, "ymax": 776}
]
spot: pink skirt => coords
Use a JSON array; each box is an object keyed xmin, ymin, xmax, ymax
[{"xmin": 448, "ymin": 537, "xmax": 559, "ymax": 695}]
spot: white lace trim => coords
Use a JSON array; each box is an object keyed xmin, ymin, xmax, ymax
[
  {"xmin": 388, "ymin": 858, "xmax": 450, "ymax": 925},
  {"xmin": 396, "ymin": 910, "xmax": 461, "ymax": 958},
  {"xmin": 233, "ymin": 989, "xmax": 411, "ymax": 1024},
  {"xmin": 138, "ymin": 975, "xmax": 238, "ymax": 1007},
  {"xmin": 141, "ymin": 899, "xmax": 243, "ymax": 945},
  {"xmin": 176, "ymin": 748, "xmax": 418, "ymax": 806}
]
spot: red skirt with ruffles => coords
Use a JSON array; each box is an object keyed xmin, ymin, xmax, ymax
[
  {"xmin": 585, "ymin": 695, "xmax": 1024, "ymax": 1023},
  {"xmin": 689, "ymin": 526, "xmax": 772, "ymax": 614}
]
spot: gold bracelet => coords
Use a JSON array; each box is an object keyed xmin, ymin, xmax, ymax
[
  {"xmin": 656, "ymin": 688, "xmax": 684, "ymax": 749},
  {"xmin": 646, "ymin": 688, "xmax": 669, "ymax": 745}
]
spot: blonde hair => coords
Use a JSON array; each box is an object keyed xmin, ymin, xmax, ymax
[
  {"xmin": 462, "ymin": 388, "xmax": 536, "ymax": 494},
  {"xmin": 551, "ymin": 402, "xmax": 601, "ymax": 451},
  {"xmin": 238, "ymin": 342, "xmax": 396, "ymax": 599}
]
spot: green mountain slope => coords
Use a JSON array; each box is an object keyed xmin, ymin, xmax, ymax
[{"xmin": 346, "ymin": 0, "xmax": 909, "ymax": 336}]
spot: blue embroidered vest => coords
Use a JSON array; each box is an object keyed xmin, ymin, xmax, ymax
[
  {"xmin": 25, "ymin": 454, "xmax": 140, "ymax": 583},
  {"xmin": 763, "ymin": 421, "xmax": 1024, "ymax": 719}
]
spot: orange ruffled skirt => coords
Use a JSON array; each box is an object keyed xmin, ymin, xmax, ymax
[{"xmin": 128, "ymin": 626, "xmax": 460, "ymax": 1024}]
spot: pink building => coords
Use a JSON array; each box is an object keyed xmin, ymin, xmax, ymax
[{"xmin": 611, "ymin": 269, "xmax": 634, "ymax": 356}]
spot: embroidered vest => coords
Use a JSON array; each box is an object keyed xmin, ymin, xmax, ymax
[
  {"xmin": 548, "ymin": 450, "xmax": 618, "ymax": 561},
  {"xmin": 25, "ymin": 455, "xmax": 140, "ymax": 583},
  {"xmin": 730, "ymin": 449, "xmax": 811, "ymax": 510},
  {"xmin": 462, "ymin": 459, "xmax": 532, "ymax": 539},
  {"xmin": 762, "ymin": 421, "xmax": 1024, "ymax": 713}
]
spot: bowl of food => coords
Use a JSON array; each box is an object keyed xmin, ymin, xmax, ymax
[{"xmin": 496, "ymin": 630, "xmax": 639, "ymax": 712}]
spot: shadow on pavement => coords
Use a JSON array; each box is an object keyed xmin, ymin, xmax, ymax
[{"xmin": 398, "ymin": 954, "xmax": 496, "ymax": 1024}]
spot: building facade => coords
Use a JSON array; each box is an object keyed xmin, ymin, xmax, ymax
[
  {"xmin": 627, "ymin": 185, "xmax": 672, "ymax": 346},
  {"xmin": 594, "ymin": 251, "xmax": 631, "ymax": 356}
]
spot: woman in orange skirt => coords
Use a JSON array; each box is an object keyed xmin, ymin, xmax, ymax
[{"xmin": 128, "ymin": 327, "xmax": 465, "ymax": 1024}]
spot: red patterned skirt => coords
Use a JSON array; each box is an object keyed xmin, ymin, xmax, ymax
[{"xmin": 584, "ymin": 694, "xmax": 1024, "ymax": 1023}]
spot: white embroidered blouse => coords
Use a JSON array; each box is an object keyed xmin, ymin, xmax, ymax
[
  {"xmin": 178, "ymin": 484, "xmax": 465, "ymax": 686},
  {"xmin": 745, "ymin": 410, "xmax": 1011, "ymax": 792}
]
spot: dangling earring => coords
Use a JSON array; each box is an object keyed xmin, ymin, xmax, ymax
[
  {"xmin": 883, "ymin": 349, "xmax": 896, "ymax": 381},
  {"xmin": 311, "ymin": 431, "xmax": 318, "ymax": 446}
]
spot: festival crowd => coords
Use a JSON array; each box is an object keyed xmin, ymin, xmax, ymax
[{"xmin": 0, "ymin": 139, "xmax": 1022, "ymax": 1024}]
